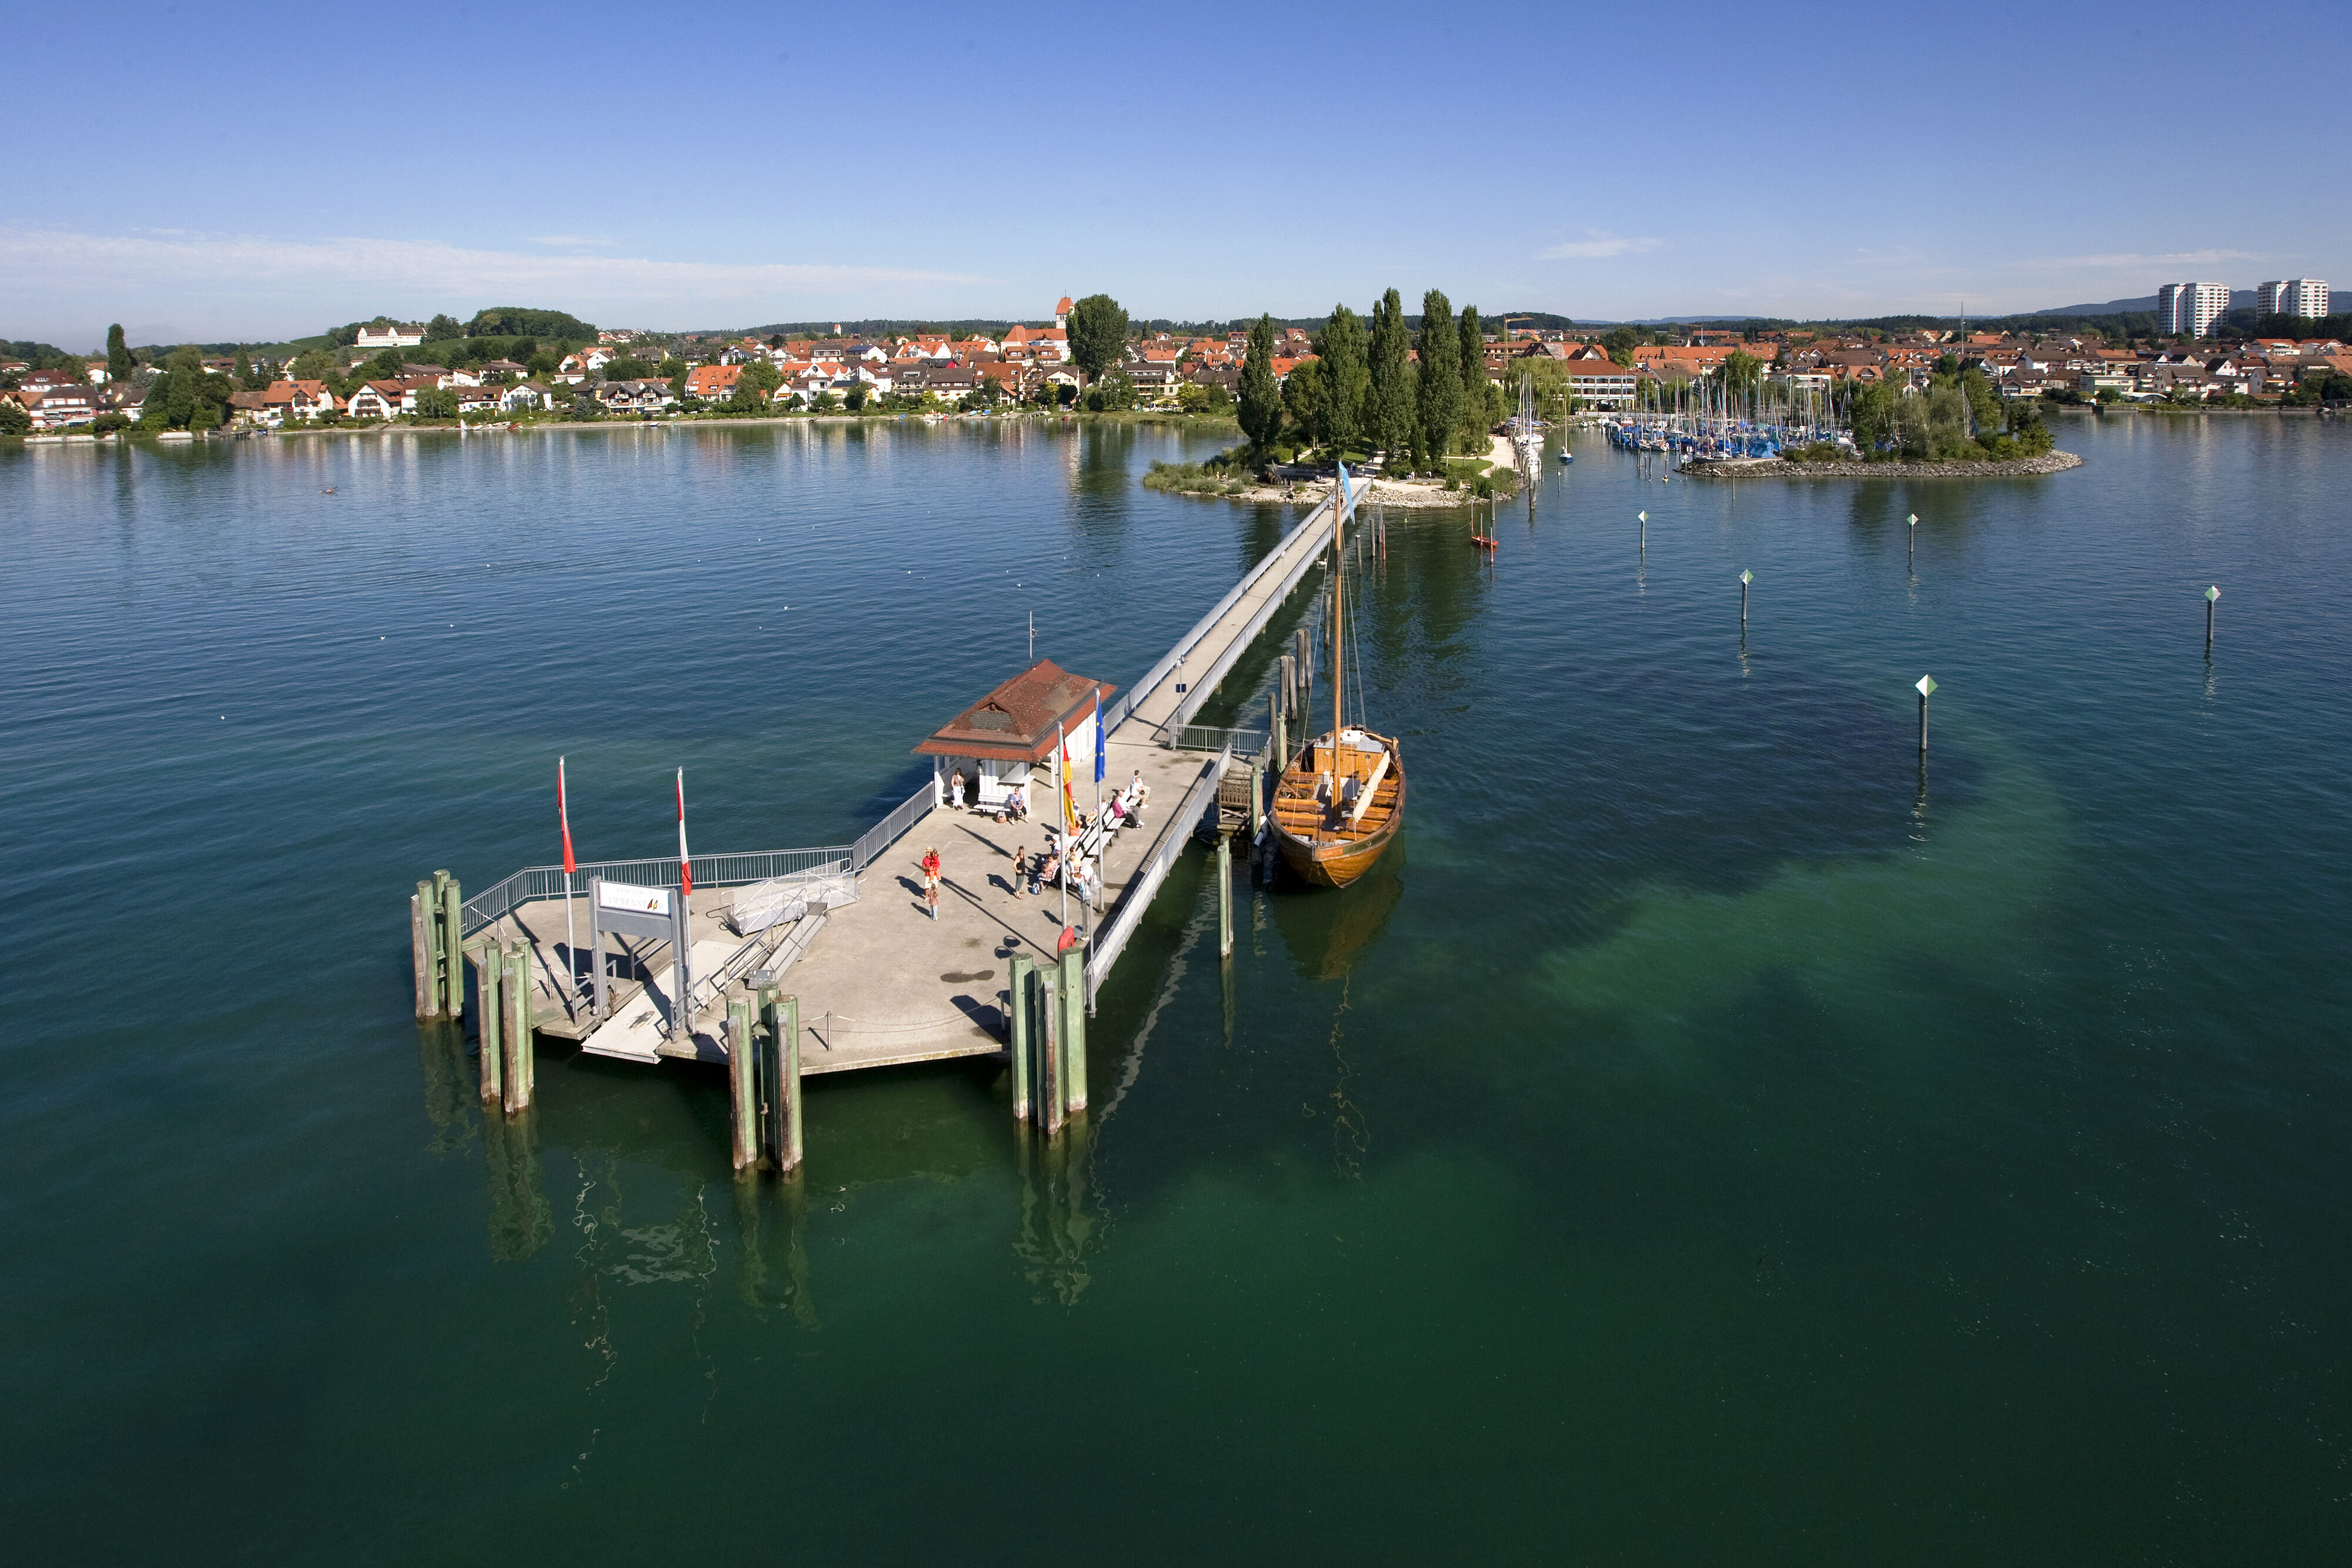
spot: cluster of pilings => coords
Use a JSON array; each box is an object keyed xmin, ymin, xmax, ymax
[
  {"xmin": 1008, "ymin": 948, "xmax": 1088, "ymax": 1136},
  {"xmin": 727, "ymin": 976, "xmax": 806, "ymax": 1178},
  {"xmin": 412, "ymin": 870, "xmax": 537, "ymax": 1118}
]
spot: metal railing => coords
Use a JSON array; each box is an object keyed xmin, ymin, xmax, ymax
[
  {"xmin": 1085, "ymin": 741, "xmax": 1232, "ymax": 1009},
  {"xmin": 853, "ymin": 784, "xmax": 934, "ymax": 874},
  {"xmin": 460, "ymin": 846, "xmax": 851, "ymax": 937},
  {"xmin": 1101, "ymin": 486, "xmax": 1342, "ymax": 735},
  {"xmin": 1168, "ymin": 724, "xmax": 1267, "ymax": 756}
]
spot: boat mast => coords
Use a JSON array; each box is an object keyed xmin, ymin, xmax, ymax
[{"xmin": 1331, "ymin": 469, "xmax": 1346, "ymax": 771}]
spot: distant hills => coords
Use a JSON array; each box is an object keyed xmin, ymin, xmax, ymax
[{"xmin": 2032, "ymin": 288, "xmax": 2348, "ymax": 317}]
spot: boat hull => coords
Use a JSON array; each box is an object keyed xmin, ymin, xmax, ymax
[{"xmin": 1269, "ymin": 733, "xmax": 1406, "ymax": 890}]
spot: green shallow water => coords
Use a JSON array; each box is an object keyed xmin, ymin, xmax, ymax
[{"xmin": 4, "ymin": 413, "xmax": 2349, "ymax": 1561}]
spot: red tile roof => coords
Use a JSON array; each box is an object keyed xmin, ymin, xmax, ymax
[{"xmin": 911, "ymin": 659, "xmax": 1118, "ymax": 764}]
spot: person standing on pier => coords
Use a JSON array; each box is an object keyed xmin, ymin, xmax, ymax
[
  {"xmin": 920, "ymin": 845, "xmax": 942, "ymax": 920},
  {"xmin": 1011, "ymin": 844, "xmax": 1028, "ymax": 897},
  {"xmin": 950, "ymin": 768, "xmax": 964, "ymax": 810}
]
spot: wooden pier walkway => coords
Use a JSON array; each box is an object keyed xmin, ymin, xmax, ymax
[{"xmin": 450, "ymin": 475, "xmax": 1355, "ymax": 1078}]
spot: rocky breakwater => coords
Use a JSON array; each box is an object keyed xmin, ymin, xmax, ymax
[{"xmin": 1682, "ymin": 452, "xmax": 2083, "ymax": 479}]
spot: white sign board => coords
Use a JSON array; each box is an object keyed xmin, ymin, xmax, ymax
[{"xmin": 598, "ymin": 880, "xmax": 671, "ymax": 916}]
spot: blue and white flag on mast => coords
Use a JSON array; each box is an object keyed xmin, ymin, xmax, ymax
[
  {"xmin": 1337, "ymin": 459, "xmax": 1353, "ymax": 524},
  {"xmin": 1093, "ymin": 690, "xmax": 1106, "ymax": 783}
]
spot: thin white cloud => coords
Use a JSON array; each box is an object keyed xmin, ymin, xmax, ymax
[
  {"xmin": 0, "ymin": 226, "xmax": 995, "ymax": 341},
  {"xmin": 2012, "ymin": 248, "xmax": 2259, "ymax": 272},
  {"xmin": 1539, "ymin": 233, "xmax": 1663, "ymax": 261},
  {"xmin": 527, "ymin": 234, "xmax": 614, "ymax": 248}
]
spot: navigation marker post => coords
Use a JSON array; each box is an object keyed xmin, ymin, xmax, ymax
[
  {"xmin": 2206, "ymin": 584, "xmax": 2220, "ymax": 652},
  {"xmin": 1908, "ymin": 513, "xmax": 1918, "ymax": 567},
  {"xmin": 1916, "ymin": 674, "xmax": 1937, "ymax": 757},
  {"xmin": 1740, "ymin": 569, "xmax": 1752, "ymax": 630},
  {"xmin": 1638, "ymin": 509, "xmax": 1647, "ymax": 554}
]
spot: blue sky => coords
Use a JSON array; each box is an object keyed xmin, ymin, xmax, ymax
[{"xmin": 4, "ymin": 0, "xmax": 2346, "ymax": 347}]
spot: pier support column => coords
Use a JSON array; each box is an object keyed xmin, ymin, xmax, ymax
[
  {"xmin": 1060, "ymin": 948, "xmax": 1087, "ymax": 1115},
  {"xmin": 727, "ymin": 996, "xmax": 756, "ymax": 1174},
  {"xmin": 500, "ymin": 940, "xmax": 531, "ymax": 1115},
  {"xmin": 754, "ymin": 978, "xmax": 781, "ymax": 1169},
  {"xmin": 440, "ymin": 875, "xmax": 464, "ymax": 1022},
  {"xmin": 470, "ymin": 943, "xmax": 503, "ymax": 1104},
  {"xmin": 1038, "ymin": 968, "xmax": 1063, "ymax": 1137},
  {"xmin": 1008, "ymin": 954, "xmax": 1033, "ymax": 1122},
  {"xmin": 412, "ymin": 884, "xmax": 435, "ymax": 1018},
  {"xmin": 778, "ymin": 994, "xmax": 803, "ymax": 1174},
  {"xmin": 1217, "ymin": 833, "xmax": 1233, "ymax": 961}
]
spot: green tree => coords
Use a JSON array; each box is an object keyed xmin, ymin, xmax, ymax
[
  {"xmin": 1066, "ymin": 293, "xmax": 1130, "ymax": 397},
  {"xmin": 1281, "ymin": 356, "xmax": 1328, "ymax": 447},
  {"xmin": 1416, "ymin": 290, "xmax": 1459, "ymax": 461},
  {"xmin": 1237, "ymin": 315, "xmax": 1282, "ymax": 452},
  {"xmin": 1456, "ymin": 305, "xmax": 1489, "ymax": 450},
  {"xmin": 0, "ymin": 400, "xmax": 29, "ymax": 437},
  {"xmin": 1317, "ymin": 305, "xmax": 1369, "ymax": 452},
  {"xmin": 427, "ymin": 314, "xmax": 462, "ymax": 341},
  {"xmin": 843, "ymin": 382, "xmax": 870, "ymax": 413},
  {"xmin": 1367, "ymin": 289, "xmax": 1415, "ymax": 468},
  {"xmin": 1722, "ymin": 348, "xmax": 1763, "ymax": 392},
  {"xmin": 106, "ymin": 324, "xmax": 133, "ymax": 382},
  {"xmin": 415, "ymin": 386, "xmax": 459, "ymax": 419},
  {"xmin": 1603, "ymin": 326, "xmax": 1641, "ymax": 365}
]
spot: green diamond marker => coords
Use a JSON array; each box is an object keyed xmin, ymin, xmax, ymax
[
  {"xmin": 1908, "ymin": 513, "xmax": 1918, "ymax": 527},
  {"xmin": 1638, "ymin": 510, "xmax": 1647, "ymax": 523},
  {"xmin": 1916, "ymin": 675, "xmax": 1937, "ymax": 697},
  {"xmin": 2206, "ymin": 585, "xmax": 2220, "ymax": 601},
  {"xmin": 1740, "ymin": 569, "xmax": 1753, "ymax": 584}
]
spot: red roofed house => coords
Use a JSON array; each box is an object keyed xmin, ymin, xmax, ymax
[
  {"xmin": 1054, "ymin": 296, "xmax": 1073, "ymax": 327},
  {"xmin": 684, "ymin": 364, "xmax": 742, "ymax": 402},
  {"xmin": 911, "ymin": 658, "xmax": 1118, "ymax": 813}
]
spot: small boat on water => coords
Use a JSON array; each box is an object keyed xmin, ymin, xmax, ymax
[{"xmin": 1271, "ymin": 464, "xmax": 1406, "ymax": 889}]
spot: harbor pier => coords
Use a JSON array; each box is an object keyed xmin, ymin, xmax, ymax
[{"xmin": 430, "ymin": 479, "xmax": 1355, "ymax": 1155}]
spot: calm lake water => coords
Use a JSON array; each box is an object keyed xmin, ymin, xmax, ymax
[{"xmin": 4, "ymin": 412, "xmax": 2348, "ymax": 1562}]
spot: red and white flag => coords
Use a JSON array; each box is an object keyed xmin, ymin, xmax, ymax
[
  {"xmin": 676, "ymin": 768, "xmax": 692, "ymax": 896},
  {"xmin": 557, "ymin": 757, "xmax": 577, "ymax": 876}
]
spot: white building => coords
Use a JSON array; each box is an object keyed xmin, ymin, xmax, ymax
[
  {"xmin": 355, "ymin": 323, "xmax": 426, "ymax": 349},
  {"xmin": 2157, "ymin": 282, "xmax": 2232, "ymax": 338},
  {"xmin": 2256, "ymin": 279, "xmax": 2330, "ymax": 320}
]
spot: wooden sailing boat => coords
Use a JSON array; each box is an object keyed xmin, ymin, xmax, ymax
[{"xmin": 1270, "ymin": 465, "xmax": 1406, "ymax": 889}]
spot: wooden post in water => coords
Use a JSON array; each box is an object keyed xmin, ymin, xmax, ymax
[
  {"xmin": 1060, "ymin": 947, "xmax": 1087, "ymax": 1115},
  {"xmin": 2206, "ymin": 584, "xmax": 2220, "ymax": 652},
  {"xmin": 1037, "ymin": 968, "xmax": 1064, "ymax": 1137},
  {"xmin": 780, "ymin": 994, "xmax": 803, "ymax": 1173},
  {"xmin": 412, "ymin": 884, "xmax": 435, "ymax": 1018},
  {"xmin": 429, "ymin": 871, "xmax": 453, "ymax": 1016},
  {"xmin": 1216, "ymin": 832, "xmax": 1233, "ymax": 960},
  {"xmin": 500, "ymin": 940, "xmax": 531, "ymax": 1114},
  {"xmin": 727, "ymin": 996, "xmax": 756, "ymax": 1174},
  {"xmin": 440, "ymin": 875, "xmax": 463, "ymax": 1023},
  {"xmin": 1008, "ymin": 952, "xmax": 1033, "ymax": 1122},
  {"xmin": 470, "ymin": 942, "xmax": 503, "ymax": 1104},
  {"xmin": 1916, "ymin": 674, "xmax": 1936, "ymax": 757}
]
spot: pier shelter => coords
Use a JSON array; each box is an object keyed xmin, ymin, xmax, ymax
[{"xmin": 913, "ymin": 659, "xmax": 1114, "ymax": 814}]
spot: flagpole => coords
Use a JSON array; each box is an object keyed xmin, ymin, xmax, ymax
[
  {"xmin": 1057, "ymin": 721, "xmax": 1068, "ymax": 932},
  {"xmin": 559, "ymin": 757, "xmax": 577, "ymax": 1017}
]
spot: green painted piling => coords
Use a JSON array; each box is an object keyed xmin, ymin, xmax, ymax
[
  {"xmin": 1038, "ymin": 969, "xmax": 1064, "ymax": 1136},
  {"xmin": 1060, "ymin": 947, "xmax": 1087, "ymax": 1115},
  {"xmin": 412, "ymin": 886, "xmax": 434, "ymax": 1018},
  {"xmin": 470, "ymin": 943, "xmax": 503, "ymax": 1104},
  {"xmin": 1216, "ymin": 832, "xmax": 1233, "ymax": 960},
  {"xmin": 780, "ymin": 994, "xmax": 803, "ymax": 1172},
  {"xmin": 728, "ymin": 996, "xmax": 756, "ymax": 1174},
  {"xmin": 1008, "ymin": 952, "xmax": 1034, "ymax": 1121},
  {"xmin": 430, "ymin": 871, "xmax": 453, "ymax": 1015},
  {"xmin": 500, "ymin": 940, "xmax": 530, "ymax": 1114},
  {"xmin": 440, "ymin": 875, "xmax": 463, "ymax": 1022}
]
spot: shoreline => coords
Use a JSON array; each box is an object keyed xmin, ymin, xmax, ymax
[{"xmin": 1682, "ymin": 451, "xmax": 2084, "ymax": 480}]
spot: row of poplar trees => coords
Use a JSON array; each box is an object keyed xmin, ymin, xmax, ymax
[{"xmin": 1235, "ymin": 289, "xmax": 1502, "ymax": 470}]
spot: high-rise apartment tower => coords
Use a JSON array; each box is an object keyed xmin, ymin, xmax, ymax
[
  {"xmin": 2256, "ymin": 279, "xmax": 2331, "ymax": 320},
  {"xmin": 2157, "ymin": 282, "xmax": 2232, "ymax": 337}
]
